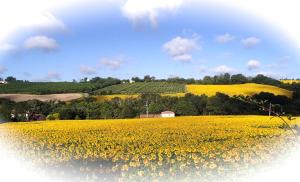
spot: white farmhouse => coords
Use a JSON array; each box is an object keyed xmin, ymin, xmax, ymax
[
  {"xmin": 161, "ymin": 111, "xmax": 175, "ymax": 118},
  {"xmin": 129, "ymin": 79, "xmax": 135, "ymax": 84},
  {"xmin": 0, "ymin": 81, "xmax": 7, "ymax": 84}
]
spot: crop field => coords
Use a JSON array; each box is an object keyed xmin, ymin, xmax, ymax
[
  {"xmin": 0, "ymin": 93, "xmax": 84, "ymax": 102},
  {"xmin": 0, "ymin": 82, "xmax": 97, "ymax": 94},
  {"xmin": 93, "ymin": 83, "xmax": 292, "ymax": 101},
  {"xmin": 0, "ymin": 82, "xmax": 292, "ymax": 103},
  {"xmin": 281, "ymin": 80, "xmax": 300, "ymax": 84},
  {"xmin": 94, "ymin": 82, "xmax": 186, "ymax": 95},
  {"xmin": 187, "ymin": 83, "xmax": 293, "ymax": 98},
  {"xmin": 0, "ymin": 116, "xmax": 298, "ymax": 181}
]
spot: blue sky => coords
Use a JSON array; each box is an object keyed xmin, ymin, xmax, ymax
[{"xmin": 0, "ymin": 1, "xmax": 299, "ymax": 81}]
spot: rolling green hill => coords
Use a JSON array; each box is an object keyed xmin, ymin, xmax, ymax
[
  {"xmin": 0, "ymin": 81, "xmax": 293, "ymax": 100},
  {"xmin": 0, "ymin": 82, "xmax": 97, "ymax": 94},
  {"xmin": 94, "ymin": 82, "xmax": 293, "ymax": 100},
  {"xmin": 94, "ymin": 82, "xmax": 186, "ymax": 94}
]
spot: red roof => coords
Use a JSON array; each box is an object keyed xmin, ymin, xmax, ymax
[{"xmin": 161, "ymin": 111, "xmax": 175, "ymax": 114}]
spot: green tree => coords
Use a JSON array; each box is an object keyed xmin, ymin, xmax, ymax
[
  {"xmin": 202, "ymin": 76, "xmax": 213, "ymax": 84},
  {"xmin": 59, "ymin": 107, "xmax": 77, "ymax": 119},
  {"xmin": 131, "ymin": 77, "xmax": 143, "ymax": 82},
  {"xmin": 5, "ymin": 76, "xmax": 17, "ymax": 83},
  {"xmin": 251, "ymin": 74, "xmax": 281, "ymax": 86},
  {"xmin": 100, "ymin": 102, "xmax": 113, "ymax": 119},
  {"xmin": 173, "ymin": 100, "xmax": 198, "ymax": 116},
  {"xmin": 184, "ymin": 93, "xmax": 207, "ymax": 115},
  {"xmin": 231, "ymin": 74, "xmax": 248, "ymax": 84},
  {"xmin": 144, "ymin": 75, "xmax": 152, "ymax": 82},
  {"xmin": 120, "ymin": 105, "xmax": 136, "ymax": 118},
  {"xmin": 46, "ymin": 113, "xmax": 60, "ymax": 120},
  {"xmin": 206, "ymin": 93, "xmax": 233, "ymax": 115},
  {"xmin": 148, "ymin": 102, "xmax": 163, "ymax": 114}
]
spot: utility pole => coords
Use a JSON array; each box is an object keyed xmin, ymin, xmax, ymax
[
  {"xmin": 145, "ymin": 100, "xmax": 149, "ymax": 118},
  {"xmin": 269, "ymin": 103, "xmax": 272, "ymax": 116}
]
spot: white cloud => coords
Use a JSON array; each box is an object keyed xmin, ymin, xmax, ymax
[
  {"xmin": 215, "ymin": 33, "xmax": 235, "ymax": 43},
  {"xmin": 80, "ymin": 66, "xmax": 98, "ymax": 75},
  {"xmin": 0, "ymin": 66, "xmax": 7, "ymax": 74},
  {"xmin": 241, "ymin": 37, "xmax": 261, "ymax": 48},
  {"xmin": 45, "ymin": 71, "xmax": 61, "ymax": 80},
  {"xmin": 0, "ymin": 0, "xmax": 68, "ymax": 43},
  {"xmin": 0, "ymin": 43, "xmax": 17, "ymax": 53},
  {"xmin": 213, "ymin": 65, "xmax": 235, "ymax": 74},
  {"xmin": 100, "ymin": 57, "xmax": 124, "ymax": 70},
  {"xmin": 80, "ymin": 56, "xmax": 125, "ymax": 75},
  {"xmin": 24, "ymin": 36, "xmax": 58, "ymax": 51},
  {"xmin": 247, "ymin": 59, "xmax": 261, "ymax": 70},
  {"xmin": 122, "ymin": 0, "xmax": 182, "ymax": 27},
  {"xmin": 163, "ymin": 36, "xmax": 199, "ymax": 62},
  {"xmin": 27, "ymin": 12, "xmax": 66, "ymax": 32}
]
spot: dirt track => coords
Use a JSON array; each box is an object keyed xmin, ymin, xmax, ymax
[{"xmin": 0, "ymin": 93, "xmax": 84, "ymax": 102}]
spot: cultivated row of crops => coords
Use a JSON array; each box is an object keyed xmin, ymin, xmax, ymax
[
  {"xmin": 0, "ymin": 116, "xmax": 298, "ymax": 181},
  {"xmin": 94, "ymin": 82, "xmax": 186, "ymax": 95},
  {"xmin": 0, "ymin": 82, "xmax": 97, "ymax": 95}
]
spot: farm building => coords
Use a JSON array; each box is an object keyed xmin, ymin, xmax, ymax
[
  {"xmin": 161, "ymin": 111, "xmax": 175, "ymax": 118},
  {"xmin": 0, "ymin": 81, "xmax": 7, "ymax": 84},
  {"xmin": 129, "ymin": 79, "xmax": 135, "ymax": 84}
]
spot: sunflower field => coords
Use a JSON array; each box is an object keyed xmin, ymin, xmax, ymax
[
  {"xmin": 0, "ymin": 116, "xmax": 299, "ymax": 181},
  {"xmin": 186, "ymin": 83, "xmax": 292, "ymax": 98},
  {"xmin": 281, "ymin": 80, "xmax": 300, "ymax": 84}
]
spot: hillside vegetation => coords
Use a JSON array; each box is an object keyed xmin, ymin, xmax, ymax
[
  {"xmin": 0, "ymin": 82, "xmax": 97, "ymax": 94},
  {"xmin": 94, "ymin": 83, "xmax": 292, "ymax": 101},
  {"xmin": 94, "ymin": 82, "xmax": 185, "ymax": 94},
  {"xmin": 94, "ymin": 93, "xmax": 189, "ymax": 102},
  {"xmin": 0, "ymin": 77, "xmax": 122, "ymax": 94}
]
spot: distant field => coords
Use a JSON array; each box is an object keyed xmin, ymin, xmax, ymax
[
  {"xmin": 187, "ymin": 83, "xmax": 293, "ymax": 98},
  {"xmin": 281, "ymin": 80, "xmax": 300, "ymax": 84},
  {"xmin": 0, "ymin": 93, "xmax": 83, "ymax": 102},
  {"xmin": 0, "ymin": 82, "xmax": 97, "ymax": 94},
  {"xmin": 0, "ymin": 82, "xmax": 293, "ymax": 102},
  {"xmin": 0, "ymin": 116, "xmax": 298, "ymax": 181},
  {"xmin": 94, "ymin": 83, "xmax": 292, "ymax": 101},
  {"xmin": 94, "ymin": 82, "xmax": 185, "ymax": 94}
]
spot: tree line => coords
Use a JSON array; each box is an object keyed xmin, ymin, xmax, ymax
[
  {"xmin": 1, "ymin": 90, "xmax": 299, "ymax": 122},
  {"xmin": 0, "ymin": 77, "xmax": 121, "ymax": 95},
  {"xmin": 84, "ymin": 74, "xmax": 291, "ymax": 87},
  {"xmin": 0, "ymin": 73, "xmax": 286, "ymax": 86}
]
